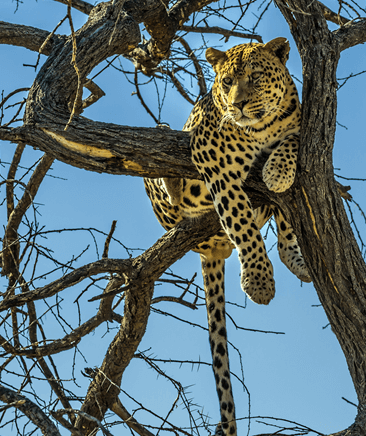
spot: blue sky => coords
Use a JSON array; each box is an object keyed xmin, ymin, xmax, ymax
[{"xmin": 1, "ymin": 0, "xmax": 365, "ymax": 435}]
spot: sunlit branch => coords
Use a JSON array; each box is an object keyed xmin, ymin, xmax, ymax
[
  {"xmin": 53, "ymin": 0, "xmax": 93, "ymax": 15},
  {"xmin": 0, "ymin": 21, "xmax": 65, "ymax": 54},
  {"xmin": 181, "ymin": 25, "xmax": 263, "ymax": 42}
]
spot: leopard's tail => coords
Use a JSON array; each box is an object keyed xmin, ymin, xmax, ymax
[{"xmin": 200, "ymin": 254, "xmax": 237, "ymax": 436}]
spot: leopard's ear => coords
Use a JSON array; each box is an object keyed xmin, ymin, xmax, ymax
[
  {"xmin": 264, "ymin": 37, "xmax": 290, "ymax": 65},
  {"xmin": 206, "ymin": 48, "xmax": 227, "ymax": 73}
]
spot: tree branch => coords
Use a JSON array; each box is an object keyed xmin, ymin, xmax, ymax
[
  {"xmin": 0, "ymin": 258, "xmax": 133, "ymax": 311},
  {"xmin": 110, "ymin": 399, "xmax": 156, "ymax": 436},
  {"xmin": 53, "ymin": 0, "xmax": 94, "ymax": 15},
  {"xmin": 317, "ymin": 0, "xmax": 349, "ymax": 25},
  {"xmin": 181, "ymin": 25, "xmax": 263, "ymax": 42},
  {"xmin": 334, "ymin": 18, "xmax": 366, "ymax": 51},
  {"xmin": 0, "ymin": 385, "xmax": 61, "ymax": 436},
  {"xmin": 0, "ymin": 21, "xmax": 65, "ymax": 54},
  {"xmin": 274, "ymin": 1, "xmax": 366, "ymax": 425}
]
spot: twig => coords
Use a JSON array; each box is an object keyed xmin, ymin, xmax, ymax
[
  {"xmin": 110, "ymin": 398, "xmax": 156, "ymax": 436},
  {"xmin": 342, "ymin": 396, "xmax": 357, "ymax": 407},
  {"xmin": 176, "ymin": 36, "xmax": 207, "ymax": 97},
  {"xmin": 50, "ymin": 412, "xmax": 84, "ymax": 436},
  {"xmin": 102, "ymin": 220, "xmax": 117, "ymax": 258},
  {"xmin": 0, "ymin": 385, "xmax": 61, "ymax": 436},
  {"xmin": 88, "ymin": 283, "xmax": 130, "ymax": 302},
  {"xmin": 65, "ymin": 0, "xmax": 83, "ymax": 130},
  {"xmin": 34, "ymin": 15, "xmax": 68, "ymax": 70},
  {"xmin": 52, "ymin": 409, "xmax": 113, "ymax": 436},
  {"xmin": 134, "ymin": 68, "xmax": 159, "ymax": 124},
  {"xmin": 161, "ymin": 69, "xmax": 195, "ymax": 105},
  {"xmin": 181, "ymin": 25, "xmax": 263, "ymax": 43},
  {"xmin": 151, "ymin": 296, "xmax": 198, "ymax": 309},
  {"xmin": 0, "ymin": 88, "xmax": 30, "ymax": 116},
  {"xmin": 317, "ymin": 0, "xmax": 349, "ymax": 24}
]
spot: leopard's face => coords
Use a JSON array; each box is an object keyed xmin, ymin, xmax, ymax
[{"xmin": 206, "ymin": 39, "xmax": 290, "ymax": 128}]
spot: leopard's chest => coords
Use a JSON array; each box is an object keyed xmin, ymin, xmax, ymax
[{"xmin": 191, "ymin": 119, "xmax": 275, "ymax": 181}]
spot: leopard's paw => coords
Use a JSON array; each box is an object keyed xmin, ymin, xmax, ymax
[
  {"xmin": 240, "ymin": 258, "xmax": 275, "ymax": 305},
  {"xmin": 278, "ymin": 233, "xmax": 312, "ymax": 283},
  {"xmin": 262, "ymin": 157, "xmax": 296, "ymax": 193}
]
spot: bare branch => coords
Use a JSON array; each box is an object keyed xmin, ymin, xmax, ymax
[
  {"xmin": 181, "ymin": 25, "xmax": 263, "ymax": 42},
  {"xmin": 53, "ymin": 0, "xmax": 94, "ymax": 15},
  {"xmin": 54, "ymin": 408, "xmax": 113, "ymax": 436},
  {"xmin": 176, "ymin": 36, "xmax": 207, "ymax": 97},
  {"xmin": 334, "ymin": 17, "xmax": 366, "ymax": 50},
  {"xmin": 0, "ymin": 385, "xmax": 61, "ymax": 436},
  {"xmin": 2, "ymin": 154, "xmax": 54, "ymax": 276},
  {"xmin": 102, "ymin": 220, "xmax": 118, "ymax": 259},
  {"xmin": 134, "ymin": 68, "xmax": 160, "ymax": 124},
  {"xmin": 82, "ymin": 79, "xmax": 106, "ymax": 110},
  {"xmin": 110, "ymin": 399, "xmax": 156, "ymax": 436},
  {"xmin": 0, "ymin": 258, "xmax": 133, "ymax": 311},
  {"xmin": 151, "ymin": 296, "xmax": 198, "ymax": 309},
  {"xmin": 317, "ymin": 0, "xmax": 349, "ymax": 25},
  {"xmin": 0, "ymin": 21, "xmax": 65, "ymax": 54}
]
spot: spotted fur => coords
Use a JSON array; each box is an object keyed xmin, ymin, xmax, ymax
[{"xmin": 145, "ymin": 38, "xmax": 311, "ymax": 436}]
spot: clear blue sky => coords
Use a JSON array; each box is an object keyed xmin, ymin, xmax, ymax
[{"xmin": 1, "ymin": 0, "xmax": 365, "ymax": 435}]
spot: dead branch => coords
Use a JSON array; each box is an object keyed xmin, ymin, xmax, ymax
[
  {"xmin": 176, "ymin": 36, "xmax": 207, "ymax": 97},
  {"xmin": 110, "ymin": 398, "xmax": 156, "ymax": 436},
  {"xmin": 2, "ymin": 154, "xmax": 54, "ymax": 276},
  {"xmin": 134, "ymin": 68, "xmax": 160, "ymax": 123},
  {"xmin": 317, "ymin": 0, "xmax": 349, "ymax": 24},
  {"xmin": 0, "ymin": 21, "xmax": 65, "ymax": 54},
  {"xmin": 0, "ymin": 258, "xmax": 133, "ymax": 311},
  {"xmin": 181, "ymin": 25, "xmax": 263, "ymax": 42},
  {"xmin": 333, "ymin": 17, "xmax": 366, "ymax": 50},
  {"xmin": 53, "ymin": 0, "xmax": 94, "ymax": 15},
  {"xmin": 0, "ymin": 384, "xmax": 62, "ymax": 436}
]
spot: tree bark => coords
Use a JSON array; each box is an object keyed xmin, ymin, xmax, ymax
[{"xmin": 273, "ymin": 1, "xmax": 366, "ymax": 432}]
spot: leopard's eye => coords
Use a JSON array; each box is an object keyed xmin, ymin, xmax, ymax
[
  {"xmin": 222, "ymin": 77, "xmax": 233, "ymax": 86},
  {"xmin": 252, "ymin": 72, "xmax": 263, "ymax": 80}
]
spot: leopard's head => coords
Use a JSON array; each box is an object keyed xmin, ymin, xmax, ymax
[{"xmin": 206, "ymin": 38, "xmax": 291, "ymax": 128}]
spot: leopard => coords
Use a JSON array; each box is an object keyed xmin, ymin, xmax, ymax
[{"xmin": 144, "ymin": 37, "xmax": 311, "ymax": 436}]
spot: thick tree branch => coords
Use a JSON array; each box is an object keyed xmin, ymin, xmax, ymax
[
  {"xmin": 0, "ymin": 21, "xmax": 65, "ymax": 54},
  {"xmin": 333, "ymin": 18, "xmax": 366, "ymax": 51},
  {"xmin": 0, "ymin": 124, "xmax": 197, "ymax": 179}
]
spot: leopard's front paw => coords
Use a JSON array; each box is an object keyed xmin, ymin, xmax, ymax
[
  {"xmin": 262, "ymin": 157, "xmax": 296, "ymax": 193},
  {"xmin": 240, "ymin": 257, "xmax": 275, "ymax": 305}
]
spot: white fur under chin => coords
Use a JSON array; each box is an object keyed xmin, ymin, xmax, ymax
[{"xmin": 235, "ymin": 116, "xmax": 260, "ymax": 127}]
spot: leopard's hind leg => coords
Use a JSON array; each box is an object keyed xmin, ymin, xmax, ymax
[
  {"xmin": 254, "ymin": 205, "xmax": 311, "ymax": 283},
  {"xmin": 273, "ymin": 208, "xmax": 311, "ymax": 283}
]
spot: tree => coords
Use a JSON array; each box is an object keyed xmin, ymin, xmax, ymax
[{"xmin": 0, "ymin": 0, "xmax": 366, "ymax": 435}]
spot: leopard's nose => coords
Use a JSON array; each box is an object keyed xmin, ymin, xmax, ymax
[{"xmin": 232, "ymin": 100, "xmax": 249, "ymax": 110}]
